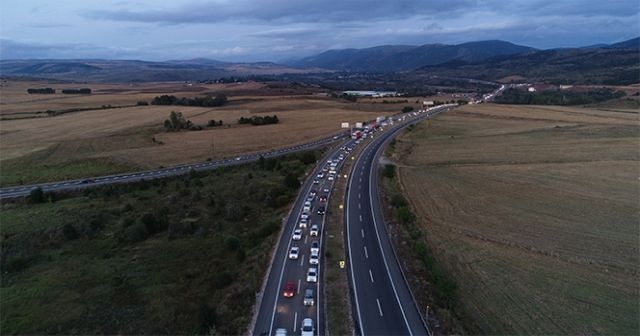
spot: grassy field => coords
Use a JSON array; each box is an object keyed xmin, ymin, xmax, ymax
[
  {"xmin": 0, "ymin": 80, "xmax": 403, "ymax": 186},
  {"xmin": 0, "ymin": 150, "xmax": 320, "ymax": 334},
  {"xmin": 390, "ymin": 104, "xmax": 639, "ymax": 334}
]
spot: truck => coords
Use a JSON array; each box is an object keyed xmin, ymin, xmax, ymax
[{"xmin": 351, "ymin": 130, "xmax": 362, "ymax": 139}]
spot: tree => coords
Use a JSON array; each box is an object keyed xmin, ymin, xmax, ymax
[{"xmin": 402, "ymin": 106, "xmax": 414, "ymax": 113}]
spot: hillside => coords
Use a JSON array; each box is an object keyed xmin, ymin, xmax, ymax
[
  {"xmin": 289, "ymin": 40, "xmax": 536, "ymax": 72},
  {"xmin": 0, "ymin": 59, "xmax": 315, "ymax": 82},
  {"xmin": 415, "ymin": 44, "xmax": 640, "ymax": 85}
]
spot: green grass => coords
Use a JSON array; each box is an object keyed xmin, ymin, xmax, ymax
[{"xmin": 0, "ymin": 151, "xmax": 320, "ymax": 334}]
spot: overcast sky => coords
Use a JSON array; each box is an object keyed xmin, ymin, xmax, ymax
[{"xmin": 0, "ymin": 0, "xmax": 638, "ymax": 62}]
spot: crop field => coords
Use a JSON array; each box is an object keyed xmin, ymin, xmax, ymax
[
  {"xmin": 392, "ymin": 104, "xmax": 639, "ymax": 334},
  {"xmin": 0, "ymin": 80, "xmax": 399, "ymax": 186}
]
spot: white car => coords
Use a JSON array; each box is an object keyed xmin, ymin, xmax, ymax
[
  {"xmin": 301, "ymin": 318, "xmax": 314, "ymax": 336},
  {"xmin": 300, "ymin": 212, "xmax": 309, "ymax": 220},
  {"xmin": 299, "ymin": 218, "xmax": 308, "ymax": 228},
  {"xmin": 327, "ymin": 175, "xmax": 335, "ymax": 181},
  {"xmin": 293, "ymin": 229, "xmax": 303, "ymax": 241},
  {"xmin": 276, "ymin": 328, "xmax": 287, "ymax": 336},
  {"xmin": 289, "ymin": 246, "xmax": 300, "ymax": 259},
  {"xmin": 310, "ymin": 240, "xmax": 319, "ymax": 254},
  {"xmin": 316, "ymin": 172, "xmax": 324, "ymax": 179},
  {"xmin": 310, "ymin": 224, "xmax": 319, "ymax": 236},
  {"xmin": 309, "ymin": 250, "xmax": 319, "ymax": 265},
  {"xmin": 306, "ymin": 268, "xmax": 317, "ymax": 283}
]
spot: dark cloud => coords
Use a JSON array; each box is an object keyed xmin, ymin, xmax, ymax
[{"xmin": 84, "ymin": 0, "xmax": 476, "ymax": 24}]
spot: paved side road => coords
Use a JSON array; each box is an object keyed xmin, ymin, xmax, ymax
[{"xmin": 0, "ymin": 133, "xmax": 349, "ymax": 200}]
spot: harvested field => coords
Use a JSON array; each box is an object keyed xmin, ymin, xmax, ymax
[
  {"xmin": 392, "ymin": 103, "xmax": 639, "ymax": 334},
  {"xmin": 0, "ymin": 80, "xmax": 396, "ymax": 185}
]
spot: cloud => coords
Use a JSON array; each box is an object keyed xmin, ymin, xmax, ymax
[{"xmin": 83, "ymin": 0, "xmax": 476, "ymax": 24}]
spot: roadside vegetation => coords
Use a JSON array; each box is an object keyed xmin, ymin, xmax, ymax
[
  {"xmin": 379, "ymin": 155, "xmax": 464, "ymax": 334},
  {"xmin": 1, "ymin": 150, "xmax": 321, "ymax": 334}
]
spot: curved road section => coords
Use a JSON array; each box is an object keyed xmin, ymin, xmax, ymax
[{"xmin": 345, "ymin": 105, "xmax": 454, "ymax": 335}]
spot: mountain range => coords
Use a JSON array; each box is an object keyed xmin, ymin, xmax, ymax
[
  {"xmin": 0, "ymin": 38, "xmax": 637, "ymax": 83},
  {"xmin": 286, "ymin": 40, "xmax": 537, "ymax": 72}
]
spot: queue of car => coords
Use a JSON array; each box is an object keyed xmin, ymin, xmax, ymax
[{"xmin": 276, "ymin": 138, "xmax": 361, "ymax": 336}]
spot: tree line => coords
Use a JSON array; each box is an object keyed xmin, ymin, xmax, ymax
[
  {"xmin": 151, "ymin": 94, "xmax": 228, "ymax": 107},
  {"xmin": 238, "ymin": 115, "xmax": 279, "ymax": 126},
  {"xmin": 27, "ymin": 88, "xmax": 55, "ymax": 94},
  {"xmin": 27, "ymin": 88, "xmax": 91, "ymax": 94},
  {"xmin": 62, "ymin": 88, "xmax": 91, "ymax": 94},
  {"xmin": 494, "ymin": 88, "xmax": 625, "ymax": 105}
]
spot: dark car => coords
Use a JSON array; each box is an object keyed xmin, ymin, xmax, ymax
[{"xmin": 317, "ymin": 206, "xmax": 326, "ymax": 215}]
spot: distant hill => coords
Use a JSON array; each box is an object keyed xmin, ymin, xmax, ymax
[
  {"xmin": 0, "ymin": 59, "xmax": 316, "ymax": 82},
  {"xmin": 606, "ymin": 37, "xmax": 640, "ymax": 49},
  {"xmin": 288, "ymin": 40, "xmax": 536, "ymax": 72},
  {"xmin": 414, "ymin": 39, "xmax": 640, "ymax": 85}
]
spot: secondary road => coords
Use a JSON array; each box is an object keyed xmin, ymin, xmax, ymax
[
  {"xmin": 0, "ymin": 133, "xmax": 348, "ymax": 200},
  {"xmin": 345, "ymin": 104, "xmax": 454, "ymax": 335}
]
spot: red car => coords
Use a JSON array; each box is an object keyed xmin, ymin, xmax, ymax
[{"xmin": 282, "ymin": 282, "xmax": 296, "ymax": 298}]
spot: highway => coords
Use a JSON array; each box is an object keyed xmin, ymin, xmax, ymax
[
  {"xmin": 252, "ymin": 136, "xmax": 356, "ymax": 336},
  {"xmin": 345, "ymin": 105, "xmax": 453, "ymax": 335},
  {"xmin": 0, "ymin": 133, "xmax": 348, "ymax": 200}
]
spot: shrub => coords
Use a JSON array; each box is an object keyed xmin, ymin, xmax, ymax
[
  {"xmin": 137, "ymin": 101, "xmax": 149, "ymax": 106},
  {"xmin": 283, "ymin": 173, "xmax": 300, "ymax": 190},
  {"xmin": 225, "ymin": 236, "xmax": 240, "ymax": 251},
  {"xmin": 62, "ymin": 224, "xmax": 79, "ymax": 240},
  {"xmin": 396, "ymin": 206, "xmax": 414, "ymax": 225},
  {"xmin": 390, "ymin": 194, "xmax": 408, "ymax": 208},
  {"xmin": 402, "ymin": 106, "xmax": 414, "ymax": 113},
  {"xmin": 383, "ymin": 164, "xmax": 396, "ymax": 179},
  {"xmin": 29, "ymin": 187, "xmax": 45, "ymax": 204},
  {"xmin": 123, "ymin": 222, "xmax": 149, "ymax": 243}
]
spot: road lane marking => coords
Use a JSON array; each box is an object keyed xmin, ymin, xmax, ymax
[
  {"xmin": 364, "ymin": 246, "xmax": 368, "ymax": 259},
  {"xmin": 300, "ymin": 254, "xmax": 305, "ymax": 267},
  {"xmin": 361, "ymin": 229, "xmax": 365, "ymax": 238},
  {"xmin": 294, "ymin": 312, "xmax": 298, "ymax": 331},
  {"xmin": 377, "ymin": 298, "xmax": 384, "ymax": 316},
  {"xmin": 358, "ymin": 203, "xmax": 361, "ymax": 209},
  {"xmin": 359, "ymin": 215, "xmax": 363, "ymax": 222},
  {"xmin": 369, "ymin": 269, "xmax": 374, "ymax": 283},
  {"xmin": 358, "ymin": 193, "xmax": 361, "ymax": 199},
  {"xmin": 298, "ymin": 279, "xmax": 301, "ymax": 294}
]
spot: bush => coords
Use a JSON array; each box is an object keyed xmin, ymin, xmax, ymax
[
  {"xmin": 136, "ymin": 101, "xmax": 149, "ymax": 106},
  {"xmin": 283, "ymin": 173, "xmax": 300, "ymax": 190},
  {"xmin": 402, "ymin": 106, "xmax": 414, "ymax": 113},
  {"xmin": 383, "ymin": 164, "xmax": 396, "ymax": 179},
  {"xmin": 390, "ymin": 194, "xmax": 408, "ymax": 208},
  {"xmin": 62, "ymin": 224, "xmax": 79, "ymax": 240},
  {"xmin": 396, "ymin": 206, "xmax": 414, "ymax": 225},
  {"xmin": 123, "ymin": 222, "xmax": 149, "ymax": 243},
  {"xmin": 225, "ymin": 236, "xmax": 240, "ymax": 251},
  {"xmin": 29, "ymin": 187, "xmax": 45, "ymax": 204}
]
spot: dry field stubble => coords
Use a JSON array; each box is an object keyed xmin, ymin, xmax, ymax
[
  {"xmin": 393, "ymin": 104, "xmax": 639, "ymax": 334},
  {"xmin": 0, "ymin": 80, "xmax": 394, "ymax": 185}
]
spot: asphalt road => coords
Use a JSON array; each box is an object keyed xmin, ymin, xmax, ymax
[
  {"xmin": 345, "ymin": 105, "xmax": 453, "ymax": 335},
  {"xmin": 0, "ymin": 133, "xmax": 349, "ymax": 200},
  {"xmin": 252, "ymin": 137, "xmax": 357, "ymax": 336}
]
